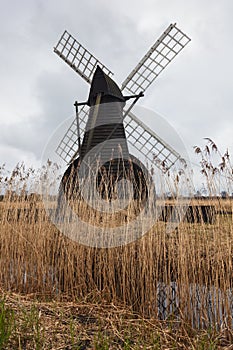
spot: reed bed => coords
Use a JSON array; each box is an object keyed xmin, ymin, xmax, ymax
[{"xmin": 0, "ymin": 140, "xmax": 232, "ymax": 340}]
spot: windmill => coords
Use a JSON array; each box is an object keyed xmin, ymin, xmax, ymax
[{"xmin": 53, "ymin": 23, "xmax": 191, "ymax": 208}]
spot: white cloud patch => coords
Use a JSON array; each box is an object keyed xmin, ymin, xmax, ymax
[{"xmin": 0, "ymin": 0, "xmax": 232, "ymax": 174}]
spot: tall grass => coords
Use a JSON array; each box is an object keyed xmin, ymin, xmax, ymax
[{"xmin": 0, "ymin": 141, "xmax": 232, "ymax": 332}]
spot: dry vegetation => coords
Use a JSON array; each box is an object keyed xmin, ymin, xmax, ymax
[
  {"xmin": 0, "ymin": 291, "xmax": 232, "ymax": 349},
  {"xmin": 0, "ymin": 140, "xmax": 232, "ymax": 349}
]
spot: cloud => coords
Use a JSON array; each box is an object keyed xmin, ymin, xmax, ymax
[{"xmin": 0, "ymin": 0, "xmax": 232, "ymax": 177}]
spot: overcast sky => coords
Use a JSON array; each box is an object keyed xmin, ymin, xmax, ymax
[{"xmin": 0, "ymin": 0, "xmax": 232, "ymax": 178}]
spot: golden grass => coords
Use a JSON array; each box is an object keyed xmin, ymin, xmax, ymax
[
  {"xmin": 0, "ymin": 153, "xmax": 232, "ymax": 334},
  {"xmin": 0, "ymin": 193, "xmax": 232, "ymax": 329}
]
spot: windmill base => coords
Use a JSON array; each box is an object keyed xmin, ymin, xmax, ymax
[{"xmin": 56, "ymin": 154, "xmax": 154, "ymax": 226}]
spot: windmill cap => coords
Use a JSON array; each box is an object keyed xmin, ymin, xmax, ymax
[{"xmin": 87, "ymin": 65, "xmax": 125, "ymax": 106}]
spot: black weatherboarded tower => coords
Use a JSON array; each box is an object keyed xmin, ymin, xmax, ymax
[
  {"xmin": 81, "ymin": 66, "xmax": 129, "ymax": 163},
  {"xmin": 61, "ymin": 65, "xmax": 148, "ymax": 202}
]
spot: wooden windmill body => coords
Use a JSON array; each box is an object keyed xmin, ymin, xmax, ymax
[{"xmin": 53, "ymin": 24, "xmax": 191, "ymax": 202}]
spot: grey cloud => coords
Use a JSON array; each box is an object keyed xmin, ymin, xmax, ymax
[{"xmin": 0, "ymin": 0, "xmax": 232, "ymax": 173}]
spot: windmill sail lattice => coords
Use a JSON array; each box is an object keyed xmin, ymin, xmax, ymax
[
  {"xmin": 54, "ymin": 30, "xmax": 113, "ymax": 84},
  {"xmin": 124, "ymin": 112, "xmax": 182, "ymax": 170},
  {"xmin": 54, "ymin": 24, "xmax": 190, "ymax": 170},
  {"xmin": 121, "ymin": 23, "xmax": 190, "ymax": 94},
  {"xmin": 56, "ymin": 105, "xmax": 89, "ymax": 163}
]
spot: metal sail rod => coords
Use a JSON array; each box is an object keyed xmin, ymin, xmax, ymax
[
  {"xmin": 74, "ymin": 101, "xmax": 81, "ymax": 152},
  {"xmin": 84, "ymin": 93, "xmax": 102, "ymax": 156},
  {"xmin": 123, "ymin": 91, "xmax": 144, "ymax": 119}
]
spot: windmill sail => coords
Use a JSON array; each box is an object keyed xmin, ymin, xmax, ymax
[
  {"xmin": 56, "ymin": 104, "xmax": 89, "ymax": 163},
  {"xmin": 124, "ymin": 112, "xmax": 183, "ymax": 171},
  {"xmin": 121, "ymin": 23, "xmax": 191, "ymax": 94},
  {"xmin": 54, "ymin": 30, "xmax": 113, "ymax": 84}
]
